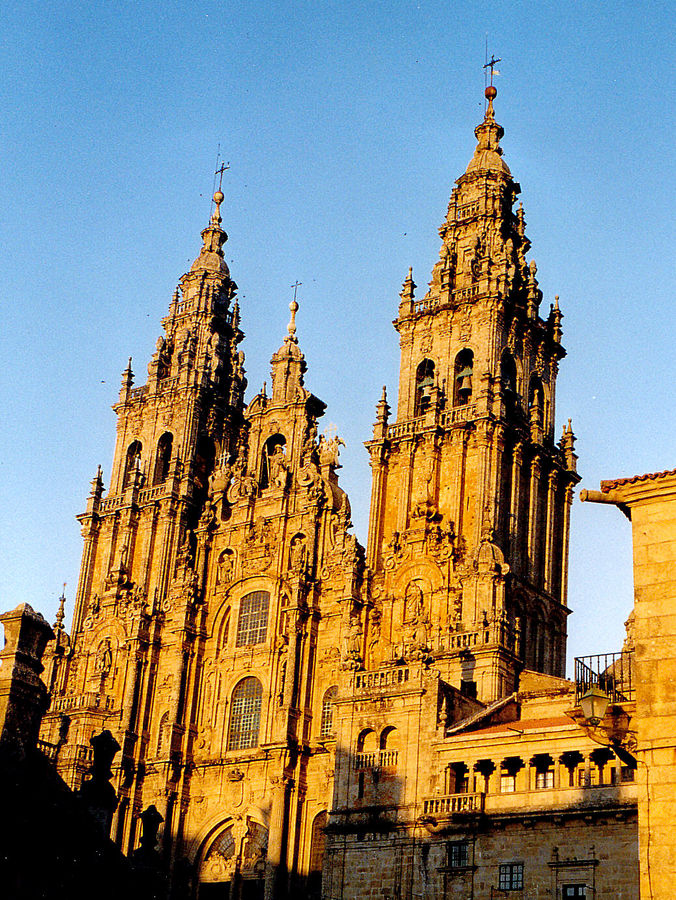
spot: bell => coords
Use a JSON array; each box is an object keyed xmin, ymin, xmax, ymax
[{"xmin": 457, "ymin": 368, "xmax": 472, "ymax": 396}]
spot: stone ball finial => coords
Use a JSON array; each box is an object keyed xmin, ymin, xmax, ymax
[
  {"xmin": 485, "ymin": 85, "xmax": 497, "ymax": 101},
  {"xmin": 213, "ymin": 190, "xmax": 224, "ymax": 205}
]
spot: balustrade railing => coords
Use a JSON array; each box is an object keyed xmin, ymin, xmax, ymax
[
  {"xmin": 354, "ymin": 749, "xmax": 399, "ymax": 770},
  {"xmin": 423, "ymin": 792, "xmax": 485, "ymax": 816},
  {"xmin": 352, "ymin": 667, "xmax": 412, "ymax": 693},
  {"xmin": 52, "ymin": 692, "xmax": 115, "ymax": 713}
]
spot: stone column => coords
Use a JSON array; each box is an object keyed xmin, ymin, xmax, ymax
[
  {"xmin": 396, "ymin": 440, "xmax": 415, "ymax": 534},
  {"xmin": 474, "ymin": 421, "xmax": 494, "ymax": 549},
  {"xmin": 265, "ymin": 775, "xmax": 290, "ymax": 900},
  {"xmin": 366, "ymin": 445, "xmax": 388, "ymax": 569},
  {"xmin": 509, "ymin": 442, "xmax": 523, "ymax": 572},
  {"xmin": 73, "ymin": 519, "xmax": 101, "ymax": 635},
  {"xmin": 559, "ymin": 483, "xmax": 574, "ymax": 606},
  {"xmin": 450, "ymin": 428, "xmax": 469, "ymax": 540},
  {"xmin": 544, "ymin": 469, "xmax": 558, "ymax": 594},
  {"xmin": 527, "ymin": 455, "xmax": 542, "ymax": 584}
]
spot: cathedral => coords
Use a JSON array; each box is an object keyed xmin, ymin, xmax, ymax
[{"xmin": 39, "ymin": 86, "xmax": 639, "ymax": 899}]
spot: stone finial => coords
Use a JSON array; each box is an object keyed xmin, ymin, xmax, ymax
[
  {"xmin": 560, "ymin": 419, "xmax": 578, "ymax": 472},
  {"xmin": 551, "ymin": 295, "xmax": 563, "ymax": 343},
  {"xmin": 54, "ymin": 588, "xmax": 66, "ymax": 631},
  {"xmin": 189, "ymin": 190, "xmax": 229, "ymax": 276},
  {"xmin": 400, "ymin": 267, "xmax": 416, "ymax": 303},
  {"xmin": 0, "ymin": 604, "xmax": 54, "ymax": 756},
  {"xmin": 286, "ymin": 299, "xmax": 299, "ymax": 344},
  {"xmin": 119, "ymin": 357, "xmax": 134, "ymax": 403}
]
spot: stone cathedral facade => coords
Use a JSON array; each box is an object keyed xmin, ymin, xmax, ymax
[{"xmin": 41, "ymin": 90, "xmax": 639, "ymax": 900}]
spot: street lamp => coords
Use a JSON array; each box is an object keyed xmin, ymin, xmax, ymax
[{"xmin": 579, "ymin": 685, "xmax": 610, "ymax": 727}]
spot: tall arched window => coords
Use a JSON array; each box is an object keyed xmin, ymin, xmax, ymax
[
  {"xmin": 153, "ymin": 432, "xmax": 173, "ymax": 485},
  {"xmin": 227, "ymin": 677, "xmax": 263, "ymax": 751},
  {"xmin": 500, "ymin": 350, "xmax": 517, "ymax": 396},
  {"xmin": 320, "ymin": 687, "xmax": 337, "ymax": 739},
  {"xmin": 453, "ymin": 349, "xmax": 474, "ymax": 406},
  {"xmin": 123, "ymin": 440, "xmax": 142, "ymax": 488},
  {"xmin": 156, "ymin": 711, "xmax": 169, "ymax": 756},
  {"xmin": 414, "ymin": 359, "xmax": 435, "ymax": 417},
  {"xmin": 236, "ymin": 591, "xmax": 270, "ymax": 647}
]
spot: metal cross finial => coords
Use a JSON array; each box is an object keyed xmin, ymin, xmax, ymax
[
  {"xmin": 215, "ymin": 161, "xmax": 230, "ymax": 192},
  {"xmin": 483, "ymin": 54, "xmax": 501, "ymax": 86},
  {"xmin": 291, "ymin": 280, "xmax": 302, "ymax": 303}
]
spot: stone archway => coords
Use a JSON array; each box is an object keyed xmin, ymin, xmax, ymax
[{"xmin": 198, "ymin": 816, "xmax": 268, "ymax": 900}]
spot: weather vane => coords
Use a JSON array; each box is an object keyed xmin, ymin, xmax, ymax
[{"xmin": 483, "ymin": 54, "xmax": 501, "ymax": 87}]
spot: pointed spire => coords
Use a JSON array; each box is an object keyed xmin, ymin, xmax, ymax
[
  {"xmin": 190, "ymin": 190, "xmax": 229, "ymax": 276},
  {"xmin": 465, "ymin": 85, "xmax": 510, "ymax": 176},
  {"xmin": 119, "ymin": 358, "xmax": 134, "ymax": 403}
]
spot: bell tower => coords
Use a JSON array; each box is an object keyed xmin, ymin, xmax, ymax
[{"xmin": 365, "ymin": 86, "xmax": 579, "ymax": 701}]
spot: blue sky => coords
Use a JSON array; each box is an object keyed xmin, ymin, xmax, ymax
[{"xmin": 1, "ymin": 1, "xmax": 674, "ymax": 672}]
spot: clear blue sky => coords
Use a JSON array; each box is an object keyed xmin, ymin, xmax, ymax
[{"xmin": 1, "ymin": 1, "xmax": 674, "ymax": 673}]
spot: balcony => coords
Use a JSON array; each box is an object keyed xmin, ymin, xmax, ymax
[
  {"xmin": 574, "ymin": 651, "xmax": 634, "ymax": 705},
  {"xmin": 354, "ymin": 749, "xmax": 399, "ymax": 770},
  {"xmin": 423, "ymin": 792, "xmax": 485, "ymax": 817}
]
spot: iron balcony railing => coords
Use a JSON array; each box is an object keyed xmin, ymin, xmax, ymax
[{"xmin": 574, "ymin": 651, "xmax": 634, "ymax": 705}]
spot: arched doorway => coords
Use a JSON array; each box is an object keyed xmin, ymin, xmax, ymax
[{"xmin": 198, "ymin": 818, "xmax": 268, "ymax": 900}]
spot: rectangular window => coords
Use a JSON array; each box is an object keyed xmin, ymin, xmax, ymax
[
  {"xmin": 236, "ymin": 591, "xmax": 270, "ymax": 647},
  {"xmin": 499, "ymin": 862, "xmax": 524, "ymax": 891},
  {"xmin": 562, "ymin": 886, "xmax": 586, "ymax": 899},
  {"xmin": 500, "ymin": 773, "xmax": 516, "ymax": 793},
  {"xmin": 621, "ymin": 765, "xmax": 635, "ymax": 783},
  {"xmin": 535, "ymin": 769, "xmax": 554, "ymax": 789},
  {"xmin": 447, "ymin": 841, "xmax": 469, "ymax": 868}
]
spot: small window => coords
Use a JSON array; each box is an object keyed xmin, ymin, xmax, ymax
[
  {"xmin": 499, "ymin": 862, "xmax": 524, "ymax": 891},
  {"xmin": 236, "ymin": 591, "xmax": 270, "ymax": 647},
  {"xmin": 447, "ymin": 841, "xmax": 469, "ymax": 868},
  {"xmin": 563, "ymin": 886, "xmax": 586, "ymax": 899},
  {"xmin": 535, "ymin": 769, "xmax": 554, "ymax": 789},
  {"xmin": 320, "ymin": 687, "xmax": 337, "ymax": 739},
  {"xmin": 227, "ymin": 677, "xmax": 263, "ymax": 751},
  {"xmin": 500, "ymin": 772, "xmax": 516, "ymax": 793}
]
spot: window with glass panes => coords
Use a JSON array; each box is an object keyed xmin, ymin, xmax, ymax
[
  {"xmin": 227, "ymin": 677, "xmax": 263, "ymax": 751},
  {"xmin": 562, "ymin": 886, "xmax": 586, "ymax": 899},
  {"xmin": 447, "ymin": 841, "xmax": 469, "ymax": 868},
  {"xmin": 498, "ymin": 862, "xmax": 524, "ymax": 890},
  {"xmin": 236, "ymin": 591, "xmax": 270, "ymax": 647},
  {"xmin": 320, "ymin": 687, "xmax": 337, "ymax": 738}
]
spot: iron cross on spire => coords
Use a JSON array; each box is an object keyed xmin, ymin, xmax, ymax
[
  {"xmin": 483, "ymin": 54, "xmax": 501, "ymax": 87},
  {"xmin": 291, "ymin": 280, "xmax": 302, "ymax": 302},
  {"xmin": 215, "ymin": 161, "xmax": 230, "ymax": 192}
]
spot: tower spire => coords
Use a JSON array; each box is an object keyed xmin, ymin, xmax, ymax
[{"xmin": 190, "ymin": 188, "xmax": 230, "ymax": 276}]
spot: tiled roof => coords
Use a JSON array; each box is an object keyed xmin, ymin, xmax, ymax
[{"xmin": 601, "ymin": 468, "xmax": 676, "ymax": 492}]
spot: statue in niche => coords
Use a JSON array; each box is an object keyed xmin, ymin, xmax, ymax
[
  {"xmin": 216, "ymin": 549, "xmax": 234, "ymax": 586},
  {"xmin": 95, "ymin": 638, "xmax": 113, "ymax": 678},
  {"xmin": 289, "ymin": 535, "xmax": 306, "ymax": 574},
  {"xmin": 267, "ymin": 442, "xmax": 288, "ymax": 488},
  {"xmin": 343, "ymin": 615, "xmax": 363, "ymax": 668},
  {"xmin": 404, "ymin": 582, "xmax": 424, "ymax": 624}
]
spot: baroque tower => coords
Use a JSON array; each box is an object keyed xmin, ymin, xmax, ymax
[
  {"xmin": 42, "ymin": 191, "xmax": 363, "ymax": 899},
  {"xmin": 364, "ymin": 85, "xmax": 579, "ymax": 702}
]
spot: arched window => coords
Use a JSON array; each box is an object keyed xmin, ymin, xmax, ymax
[
  {"xmin": 414, "ymin": 359, "xmax": 435, "ymax": 417},
  {"xmin": 320, "ymin": 687, "xmax": 337, "ymax": 739},
  {"xmin": 260, "ymin": 434, "xmax": 287, "ymax": 489},
  {"xmin": 156, "ymin": 711, "xmax": 169, "ymax": 756},
  {"xmin": 153, "ymin": 432, "xmax": 173, "ymax": 485},
  {"xmin": 123, "ymin": 440, "xmax": 142, "ymax": 488},
  {"xmin": 227, "ymin": 677, "xmax": 263, "ymax": 751},
  {"xmin": 500, "ymin": 350, "xmax": 517, "ymax": 396},
  {"xmin": 236, "ymin": 591, "xmax": 270, "ymax": 647},
  {"xmin": 453, "ymin": 349, "xmax": 474, "ymax": 406}
]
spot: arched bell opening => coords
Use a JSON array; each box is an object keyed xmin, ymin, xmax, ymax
[
  {"xmin": 453, "ymin": 349, "xmax": 474, "ymax": 406},
  {"xmin": 152, "ymin": 431, "xmax": 173, "ymax": 485},
  {"xmin": 122, "ymin": 440, "xmax": 142, "ymax": 489},
  {"xmin": 414, "ymin": 359, "xmax": 435, "ymax": 417}
]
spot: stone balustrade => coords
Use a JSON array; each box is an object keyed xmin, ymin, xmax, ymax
[
  {"xmin": 354, "ymin": 749, "xmax": 399, "ymax": 770},
  {"xmin": 423, "ymin": 791, "xmax": 485, "ymax": 816}
]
